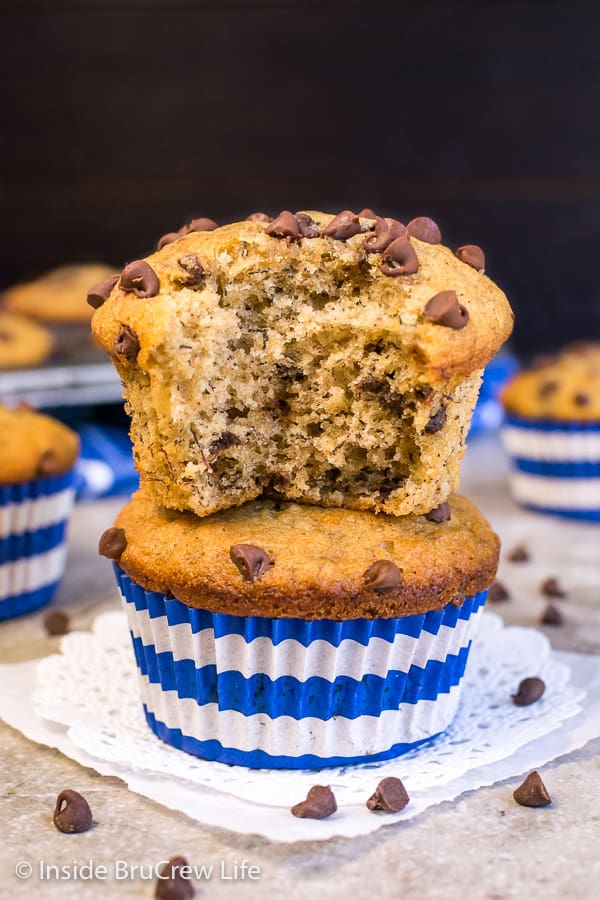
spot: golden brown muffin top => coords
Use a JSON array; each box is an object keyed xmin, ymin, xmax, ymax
[
  {"xmin": 0, "ymin": 311, "xmax": 54, "ymax": 369},
  {"xmin": 0, "ymin": 404, "xmax": 79, "ymax": 484},
  {"xmin": 106, "ymin": 491, "xmax": 499, "ymax": 619},
  {"xmin": 91, "ymin": 210, "xmax": 513, "ymax": 383},
  {"xmin": 4, "ymin": 263, "xmax": 116, "ymax": 323},
  {"xmin": 502, "ymin": 342, "xmax": 600, "ymax": 421}
]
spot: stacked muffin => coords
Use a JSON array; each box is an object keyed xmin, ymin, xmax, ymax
[{"xmin": 91, "ymin": 209, "xmax": 513, "ymax": 768}]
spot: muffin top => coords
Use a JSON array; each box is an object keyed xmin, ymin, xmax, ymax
[
  {"xmin": 91, "ymin": 210, "xmax": 513, "ymax": 382},
  {"xmin": 3, "ymin": 263, "xmax": 116, "ymax": 323},
  {"xmin": 106, "ymin": 490, "xmax": 499, "ymax": 619},
  {"xmin": 502, "ymin": 342, "xmax": 600, "ymax": 421},
  {"xmin": 0, "ymin": 311, "xmax": 54, "ymax": 369},
  {"xmin": 0, "ymin": 404, "xmax": 79, "ymax": 484}
]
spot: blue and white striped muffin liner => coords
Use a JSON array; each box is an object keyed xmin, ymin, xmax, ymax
[
  {"xmin": 115, "ymin": 567, "xmax": 488, "ymax": 769},
  {"xmin": 502, "ymin": 415, "xmax": 600, "ymax": 522},
  {"xmin": 0, "ymin": 470, "xmax": 76, "ymax": 620}
]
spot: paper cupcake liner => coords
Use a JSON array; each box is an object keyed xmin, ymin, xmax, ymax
[
  {"xmin": 502, "ymin": 416, "xmax": 600, "ymax": 521},
  {"xmin": 0, "ymin": 470, "xmax": 76, "ymax": 620},
  {"xmin": 115, "ymin": 567, "xmax": 488, "ymax": 769}
]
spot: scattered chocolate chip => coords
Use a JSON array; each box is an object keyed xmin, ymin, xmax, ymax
[
  {"xmin": 425, "ymin": 502, "xmax": 451, "ymax": 523},
  {"xmin": 513, "ymin": 771, "xmax": 552, "ymax": 808},
  {"xmin": 540, "ymin": 577, "xmax": 566, "ymax": 598},
  {"xmin": 488, "ymin": 581, "xmax": 510, "ymax": 603},
  {"xmin": 363, "ymin": 216, "xmax": 405, "ymax": 253},
  {"xmin": 541, "ymin": 603, "xmax": 564, "ymax": 626},
  {"xmin": 381, "ymin": 236, "xmax": 419, "ymax": 276},
  {"xmin": 357, "ymin": 208, "xmax": 378, "ymax": 219},
  {"xmin": 323, "ymin": 210, "xmax": 362, "ymax": 241},
  {"xmin": 113, "ymin": 325, "xmax": 140, "ymax": 362},
  {"xmin": 364, "ymin": 560, "xmax": 402, "ymax": 593},
  {"xmin": 43, "ymin": 610, "xmax": 70, "ymax": 636},
  {"xmin": 508, "ymin": 544, "xmax": 530, "ymax": 562},
  {"xmin": 208, "ymin": 431, "xmax": 241, "ymax": 456},
  {"xmin": 119, "ymin": 260, "xmax": 160, "ymax": 298},
  {"xmin": 295, "ymin": 212, "xmax": 321, "ymax": 237},
  {"xmin": 512, "ymin": 676, "xmax": 545, "ymax": 707},
  {"xmin": 424, "ymin": 290, "xmax": 468, "ymax": 329},
  {"xmin": 291, "ymin": 785, "xmax": 337, "ymax": 819},
  {"xmin": 230, "ymin": 543, "xmax": 273, "ymax": 582},
  {"xmin": 574, "ymin": 392, "xmax": 590, "ymax": 407},
  {"xmin": 98, "ymin": 527, "xmax": 127, "ymax": 561},
  {"xmin": 155, "ymin": 856, "xmax": 195, "ymax": 899},
  {"xmin": 366, "ymin": 777, "xmax": 410, "ymax": 813},
  {"xmin": 37, "ymin": 448, "xmax": 63, "ymax": 477},
  {"xmin": 266, "ymin": 210, "xmax": 302, "ymax": 240},
  {"xmin": 538, "ymin": 380, "xmax": 559, "ymax": 398},
  {"xmin": 456, "ymin": 244, "xmax": 485, "ymax": 272},
  {"xmin": 246, "ymin": 211, "xmax": 273, "ymax": 222},
  {"xmin": 157, "ymin": 231, "xmax": 182, "ymax": 251},
  {"xmin": 177, "ymin": 254, "xmax": 205, "ymax": 286},
  {"xmin": 53, "ymin": 789, "xmax": 93, "ymax": 833},
  {"xmin": 86, "ymin": 274, "xmax": 119, "ymax": 309},
  {"xmin": 406, "ymin": 216, "xmax": 441, "ymax": 244},
  {"xmin": 424, "ymin": 405, "xmax": 447, "ymax": 434}
]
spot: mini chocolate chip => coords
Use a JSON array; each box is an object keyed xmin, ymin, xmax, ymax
[
  {"xmin": 538, "ymin": 380, "xmax": 559, "ymax": 398},
  {"xmin": 540, "ymin": 576, "xmax": 566, "ymax": 598},
  {"xmin": 37, "ymin": 448, "xmax": 63, "ymax": 478},
  {"xmin": 381, "ymin": 236, "xmax": 419, "ymax": 276},
  {"xmin": 366, "ymin": 777, "xmax": 410, "ymax": 813},
  {"xmin": 512, "ymin": 676, "xmax": 545, "ymax": 707},
  {"xmin": 406, "ymin": 216, "xmax": 441, "ymax": 244},
  {"xmin": 424, "ymin": 405, "xmax": 447, "ymax": 434},
  {"xmin": 157, "ymin": 231, "xmax": 182, "ymax": 251},
  {"xmin": 357, "ymin": 208, "xmax": 378, "ymax": 219},
  {"xmin": 574, "ymin": 392, "xmax": 590, "ymax": 406},
  {"xmin": 86, "ymin": 274, "xmax": 119, "ymax": 309},
  {"xmin": 425, "ymin": 502, "xmax": 451, "ymax": 523},
  {"xmin": 266, "ymin": 210, "xmax": 302, "ymax": 240},
  {"xmin": 177, "ymin": 254, "xmax": 205, "ymax": 286},
  {"xmin": 155, "ymin": 856, "xmax": 195, "ymax": 899},
  {"xmin": 456, "ymin": 244, "xmax": 485, "ymax": 272},
  {"xmin": 53, "ymin": 789, "xmax": 93, "ymax": 833},
  {"xmin": 291, "ymin": 785, "xmax": 337, "ymax": 819},
  {"xmin": 246, "ymin": 211, "xmax": 273, "ymax": 222},
  {"xmin": 113, "ymin": 325, "xmax": 140, "ymax": 362},
  {"xmin": 424, "ymin": 290, "xmax": 469, "ymax": 329},
  {"xmin": 364, "ymin": 560, "xmax": 402, "ymax": 593},
  {"xmin": 187, "ymin": 216, "xmax": 218, "ymax": 233},
  {"xmin": 508, "ymin": 544, "xmax": 530, "ymax": 562},
  {"xmin": 488, "ymin": 581, "xmax": 510, "ymax": 603},
  {"xmin": 323, "ymin": 210, "xmax": 362, "ymax": 241},
  {"xmin": 363, "ymin": 216, "xmax": 405, "ymax": 253},
  {"xmin": 43, "ymin": 610, "xmax": 70, "ymax": 636},
  {"xmin": 120, "ymin": 260, "xmax": 160, "ymax": 298},
  {"xmin": 208, "ymin": 431, "xmax": 241, "ymax": 456},
  {"xmin": 295, "ymin": 212, "xmax": 321, "ymax": 237},
  {"xmin": 98, "ymin": 527, "xmax": 127, "ymax": 561},
  {"xmin": 513, "ymin": 771, "xmax": 552, "ymax": 808},
  {"xmin": 230, "ymin": 543, "xmax": 273, "ymax": 582},
  {"xmin": 541, "ymin": 603, "xmax": 564, "ymax": 626}
]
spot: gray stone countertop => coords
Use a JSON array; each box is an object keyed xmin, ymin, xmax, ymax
[{"xmin": 1, "ymin": 436, "xmax": 599, "ymax": 899}]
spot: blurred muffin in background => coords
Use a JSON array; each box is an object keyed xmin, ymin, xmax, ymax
[
  {"xmin": 3, "ymin": 263, "xmax": 116, "ymax": 324},
  {"xmin": 0, "ymin": 311, "xmax": 54, "ymax": 369},
  {"xmin": 501, "ymin": 342, "xmax": 600, "ymax": 521}
]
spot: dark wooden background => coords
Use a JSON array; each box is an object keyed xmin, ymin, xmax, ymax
[{"xmin": 2, "ymin": 1, "xmax": 600, "ymax": 357}]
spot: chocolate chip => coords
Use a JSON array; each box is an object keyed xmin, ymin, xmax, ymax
[
  {"xmin": 157, "ymin": 231, "xmax": 182, "ymax": 251},
  {"xmin": 513, "ymin": 771, "xmax": 552, "ymax": 808},
  {"xmin": 488, "ymin": 581, "xmax": 510, "ymax": 603},
  {"xmin": 323, "ymin": 210, "xmax": 362, "ymax": 241},
  {"xmin": 295, "ymin": 212, "xmax": 321, "ymax": 238},
  {"xmin": 246, "ymin": 212, "xmax": 273, "ymax": 222},
  {"xmin": 424, "ymin": 290, "xmax": 469, "ymax": 329},
  {"xmin": 456, "ymin": 244, "xmax": 485, "ymax": 272},
  {"xmin": 366, "ymin": 776, "xmax": 410, "ymax": 813},
  {"xmin": 187, "ymin": 216, "xmax": 218, "ymax": 234},
  {"xmin": 406, "ymin": 216, "xmax": 442, "ymax": 244},
  {"xmin": 37, "ymin": 448, "xmax": 63, "ymax": 477},
  {"xmin": 291, "ymin": 785, "xmax": 337, "ymax": 819},
  {"xmin": 113, "ymin": 325, "xmax": 140, "ymax": 362},
  {"xmin": 177, "ymin": 254, "xmax": 205, "ymax": 286},
  {"xmin": 508, "ymin": 544, "xmax": 530, "ymax": 562},
  {"xmin": 363, "ymin": 560, "xmax": 402, "ymax": 593},
  {"xmin": 540, "ymin": 577, "xmax": 566, "ymax": 598},
  {"xmin": 363, "ymin": 216, "xmax": 405, "ymax": 254},
  {"xmin": 381, "ymin": 236, "xmax": 419, "ymax": 276},
  {"xmin": 574, "ymin": 392, "xmax": 590, "ymax": 407},
  {"xmin": 424, "ymin": 405, "xmax": 447, "ymax": 434},
  {"xmin": 512, "ymin": 676, "xmax": 545, "ymax": 707},
  {"xmin": 86, "ymin": 274, "xmax": 119, "ymax": 309},
  {"xmin": 230, "ymin": 543, "xmax": 273, "ymax": 582},
  {"xmin": 357, "ymin": 208, "xmax": 378, "ymax": 219},
  {"xmin": 98, "ymin": 527, "xmax": 127, "ymax": 561},
  {"xmin": 541, "ymin": 603, "xmax": 564, "ymax": 626},
  {"xmin": 538, "ymin": 380, "xmax": 559, "ymax": 398},
  {"xmin": 53, "ymin": 789, "xmax": 93, "ymax": 833},
  {"xmin": 266, "ymin": 210, "xmax": 302, "ymax": 240},
  {"xmin": 208, "ymin": 431, "xmax": 241, "ymax": 456},
  {"xmin": 155, "ymin": 856, "xmax": 195, "ymax": 899},
  {"xmin": 43, "ymin": 610, "xmax": 70, "ymax": 636},
  {"xmin": 119, "ymin": 260, "xmax": 160, "ymax": 298},
  {"xmin": 425, "ymin": 502, "xmax": 451, "ymax": 523}
]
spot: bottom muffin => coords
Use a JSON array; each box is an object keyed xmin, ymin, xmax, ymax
[{"xmin": 102, "ymin": 491, "xmax": 499, "ymax": 769}]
